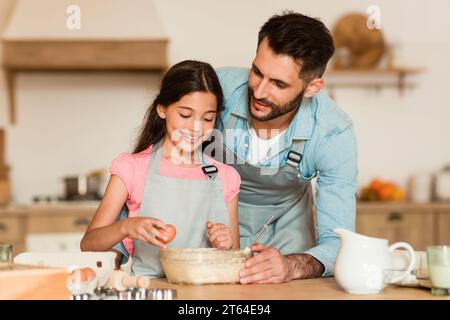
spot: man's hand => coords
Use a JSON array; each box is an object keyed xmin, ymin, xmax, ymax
[{"xmin": 239, "ymin": 243, "xmax": 325, "ymax": 284}]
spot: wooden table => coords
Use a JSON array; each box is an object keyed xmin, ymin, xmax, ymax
[
  {"xmin": 0, "ymin": 263, "xmax": 69, "ymax": 299},
  {"xmin": 148, "ymin": 277, "xmax": 450, "ymax": 300}
]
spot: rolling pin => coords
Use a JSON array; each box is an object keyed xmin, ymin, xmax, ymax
[{"xmin": 104, "ymin": 270, "xmax": 151, "ymax": 290}]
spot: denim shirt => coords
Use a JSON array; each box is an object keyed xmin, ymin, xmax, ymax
[{"xmin": 216, "ymin": 67, "xmax": 358, "ymax": 277}]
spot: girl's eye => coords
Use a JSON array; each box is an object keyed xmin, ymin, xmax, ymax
[
  {"xmin": 204, "ymin": 118, "xmax": 215, "ymax": 122},
  {"xmin": 180, "ymin": 114, "xmax": 191, "ymax": 119}
]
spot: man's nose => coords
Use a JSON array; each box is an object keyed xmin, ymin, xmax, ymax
[{"xmin": 253, "ymin": 79, "xmax": 270, "ymax": 100}]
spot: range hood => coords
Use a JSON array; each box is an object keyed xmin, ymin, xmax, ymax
[{"xmin": 1, "ymin": 0, "xmax": 169, "ymax": 123}]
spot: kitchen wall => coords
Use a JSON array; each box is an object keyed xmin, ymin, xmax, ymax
[{"xmin": 1, "ymin": 0, "xmax": 450, "ymax": 203}]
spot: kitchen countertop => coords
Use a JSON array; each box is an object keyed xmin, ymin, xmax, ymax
[
  {"xmin": 148, "ymin": 277, "xmax": 450, "ymax": 300},
  {"xmin": 1, "ymin": 201, "xmax": 450, "ymax": 216},
  {"xmin": 0, "ymin": 202, "xmax": 99, "ymax": 217}
]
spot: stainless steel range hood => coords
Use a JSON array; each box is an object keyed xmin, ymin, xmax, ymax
[{"xmin": 1, "ymin": 0, "xmax": 169, "ymax": 123}]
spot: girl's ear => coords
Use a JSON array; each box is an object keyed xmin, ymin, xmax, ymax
[{"xmin": 156, "ymin": 104, "xmax": 166, "ymax": 119}]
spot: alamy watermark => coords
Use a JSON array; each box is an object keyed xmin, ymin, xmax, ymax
[
  {"xmin": 66, "ymin": 5, "xmax": 81, "ymax": 30},
  {"xmin": 366, "ymin": 4, "xmax": 382, "ymax": 30},
  {"xmin": 167, "ymin": 122, "xmax": 286, "ymax": 176}
]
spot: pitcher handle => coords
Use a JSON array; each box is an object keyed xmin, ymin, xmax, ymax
[{"xmin": 388, "ymin": 242, "xmax": 415, "ymax": 283}]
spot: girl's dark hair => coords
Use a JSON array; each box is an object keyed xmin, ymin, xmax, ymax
[
  {"xmin": 258, "ymin": 11, "xmax": 335, "ymax": 81},
  {"xmin": 133, "ymin": 60, "xmax": 224, "ymax": 154}
]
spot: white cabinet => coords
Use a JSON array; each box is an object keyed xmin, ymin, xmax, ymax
[{"xmin": 26, "ymin": 232, "xmax": 84, "ymax": 252}]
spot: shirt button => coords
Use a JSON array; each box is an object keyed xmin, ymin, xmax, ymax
[
  {"xmin": 244, "ymin": 144, "xmax": 249, "ymax": 148},
  {"xmin": 297, "ymin": 174, "xmax": 301, "ymax": 178}
]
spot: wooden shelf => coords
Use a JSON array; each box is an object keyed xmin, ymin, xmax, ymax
[
  {"xmin": 323, "ymin": 67, "xmax": 424, "ymax": 97},
  {"xmin": 2, "ymin": 39, "xmax": 169, "ymax": 124}
]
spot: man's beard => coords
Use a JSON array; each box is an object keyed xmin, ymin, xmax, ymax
[{"xmin": 248, "ymin": 87, "xmax": 305, "ymax": 122}]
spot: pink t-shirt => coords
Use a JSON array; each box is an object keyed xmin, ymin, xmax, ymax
[{"xmin": 109, "ymin": 145, "xmax": 241, "ymax": 254}]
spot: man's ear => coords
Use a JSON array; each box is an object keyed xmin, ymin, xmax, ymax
[
  {"xmin": 304, "ymin": 78, "xmax": 324, "ymax": 98},
  {"xmin": 156, "ymin": 104, "xmax": 166, "ymax": 119}
]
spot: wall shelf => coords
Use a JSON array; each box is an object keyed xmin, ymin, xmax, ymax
[
  {"xmin": 1, "ymin": 0, "xmax": 169, "ymax": 125},
  {"xmin": 323, "ymin": 67, "xmax": 424, "ymax": 98},
  {"xmin": 2, "ymin": 39, "xmax": 168, "ymax": 124}
]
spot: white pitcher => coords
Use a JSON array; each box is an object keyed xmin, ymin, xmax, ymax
[{"xmin": 333, "ymin": 228, "xmax": 415, "ymax": 294}]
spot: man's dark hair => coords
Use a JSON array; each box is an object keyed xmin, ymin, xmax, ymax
[{"xmin": 258, "ymin": 11, "xmax": 335, "ymax": 81}]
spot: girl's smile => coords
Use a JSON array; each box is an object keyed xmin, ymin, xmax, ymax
[{"xmin": 157, "ymin": 91, "xmax": 217, "ymax": 165}]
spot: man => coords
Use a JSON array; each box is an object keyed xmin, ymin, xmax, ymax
[{"xmin": 210, "ymin": 11, "xmax": 358, "ymax": 283}]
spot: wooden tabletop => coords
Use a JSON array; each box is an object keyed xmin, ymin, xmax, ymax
[
  {"xmin": 0, "ymin": 263, "xmax": 69, "ymax": 299},
  {"xmin": 148, "ymin": 277, "xmax": 450, "ymax": 300}
]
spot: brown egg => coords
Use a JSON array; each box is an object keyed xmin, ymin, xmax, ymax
[
  {"xmin": 69, "ymin": 267, "xmax": 96, "ymax": 282},
  {"xmin": 159, "ymin": 224, "xmax": 177, "ymax": 244},
  {"xmin": 81, "ymin": 267, "xmax": 96, "ymax": 281}
]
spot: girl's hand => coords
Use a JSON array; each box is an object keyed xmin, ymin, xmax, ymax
[
  {"xmin": 121, "ymin": 217, "xmax": 169, "ymax": 248},
  {"xmin": 205, "ymin": 221, "xmax": 233, "ymax": 249}
]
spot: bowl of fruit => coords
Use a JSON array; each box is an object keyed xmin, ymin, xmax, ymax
[{"xmin": 359, "ymin": 179, "xmax": 404, "ymax": 202}]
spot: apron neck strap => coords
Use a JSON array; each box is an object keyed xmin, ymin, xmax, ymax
[
  {"xmin": 226, "ymin": 113, "xmax": 239, "ymax": 130},
  {"xmin": 197, "ymin": 148, "xmax": 218, "ymax": 180},
  {"xmin": 149, "ymin": 141, "xmax": 164, "ymax": 176},
  {"xmin": 150, "ymin": 141, "xmax": 218, "ymax": 180},
  {"xmin": 286, "ymin": 139, "xmax": 305, "ymax": 168}
]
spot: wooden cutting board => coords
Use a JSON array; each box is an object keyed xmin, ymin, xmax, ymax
[{"xmin": 0, "ymin": 263, "xmax": 70, "ymax": 299}]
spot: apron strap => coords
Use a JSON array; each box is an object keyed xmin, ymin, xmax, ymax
[
  {"xmin": 151, "ymin": 141, "xmax": 218, "ymax": 180},
  {"xmin": 226, "ymin": 113, "xmax": 239, "ymax": 130},
  {"xmin": 197, "ymin": 148, "xmax": 218, "ymax": 180},
  {"xmin": 286, "ymin": 139, "xmax": 305, "ymax": 168},
  {"xmin": 201, "ymin": 165, "xmax": 218, "ymax": 180},
  {"xmin": 149, "ymin": 141, "xmax": 164, "ymax": 176}
]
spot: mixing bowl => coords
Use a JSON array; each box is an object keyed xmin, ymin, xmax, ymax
[{"xmin": 160, "ymin": 248, "xmax": 252, "ymax": 285}]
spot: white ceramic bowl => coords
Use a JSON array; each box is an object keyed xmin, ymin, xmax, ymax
[{"xmin": 160, "ymin": 248, "xmax": 252, "ymax": 285}]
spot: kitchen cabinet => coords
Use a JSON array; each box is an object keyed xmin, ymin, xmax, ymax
[
  {"xmin": 26, "ymin": 213, "xmax": 93, "ymax": 252},
  {"xmin": 0, "ymin": 215, "xmax": 26, "ymax": 256},
  {"xmin": 0, "ymin": 204, "xmax": 96, "ymax": 256},
  {"xmin": 437, "ymin": 209, "xmax": 450, "ymax": 245},
  {"xmin": 356, "ymin": 203, "xmax": 450, "ymax": 250},
  {"xmin": 26, "ymin": 214, "xmax": 91, "ymax": 234}
]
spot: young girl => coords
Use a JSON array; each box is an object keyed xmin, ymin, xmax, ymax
[{"xmin": 81, "ymin": 60, "xmax": 241, "ymax": 277}]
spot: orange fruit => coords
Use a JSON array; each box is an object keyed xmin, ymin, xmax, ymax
[
  {"xmin": 370, "ymin": 179, "xmax": 384, "ymax": 193},
  {"xmin": 384, "ymin": 181, "xmax": 397, "ymax": 189},
  {"xmin": 393, "ymin": 189, "xmax": 404, "ymax": 201},
  {"xmin": 379, "ymin": 185, "xmax": 396, "ymax": 201}
]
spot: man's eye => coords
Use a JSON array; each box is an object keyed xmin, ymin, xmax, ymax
[
  {"xmin": 253, "ymin": 68, "xmax": 262, "ymax": 77},
  {"xmin": 275, "ymin": 82, "xmax": 287, "ymax": 89}
]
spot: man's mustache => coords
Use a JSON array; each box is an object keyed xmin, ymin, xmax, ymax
[{"xmin": 252, "ymin": 95, "xmax": 277, "ymax": 109}]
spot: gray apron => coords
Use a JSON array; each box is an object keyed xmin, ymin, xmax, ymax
[
  {"xmin": 218, "ymin": 116, "xmax": 315, "ymax": 255},
  {"xmin": 130, "ymin": 142, "xmax": 230, "ymax": 277}
]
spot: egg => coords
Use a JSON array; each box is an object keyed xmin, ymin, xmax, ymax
[
  {"xmin": 69, "ymin": 267, "xmax": 96, "ymax": 282},
  {"xmin": 81, "ymin": 267, "xmax": 96, "ymax": 281},
  {"xmin": 159, "ymin": 224, "xmax": 177, "ymax": 244}
]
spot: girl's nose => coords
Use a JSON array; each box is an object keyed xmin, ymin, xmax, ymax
[{"xmin": 191, "ymin": 119, "xmax": 202, "ymax": 134}]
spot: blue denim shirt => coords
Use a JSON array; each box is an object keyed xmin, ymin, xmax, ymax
[{"xmin": 216, "ymin": 67, "xmax": 358, "ymax": 277}]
